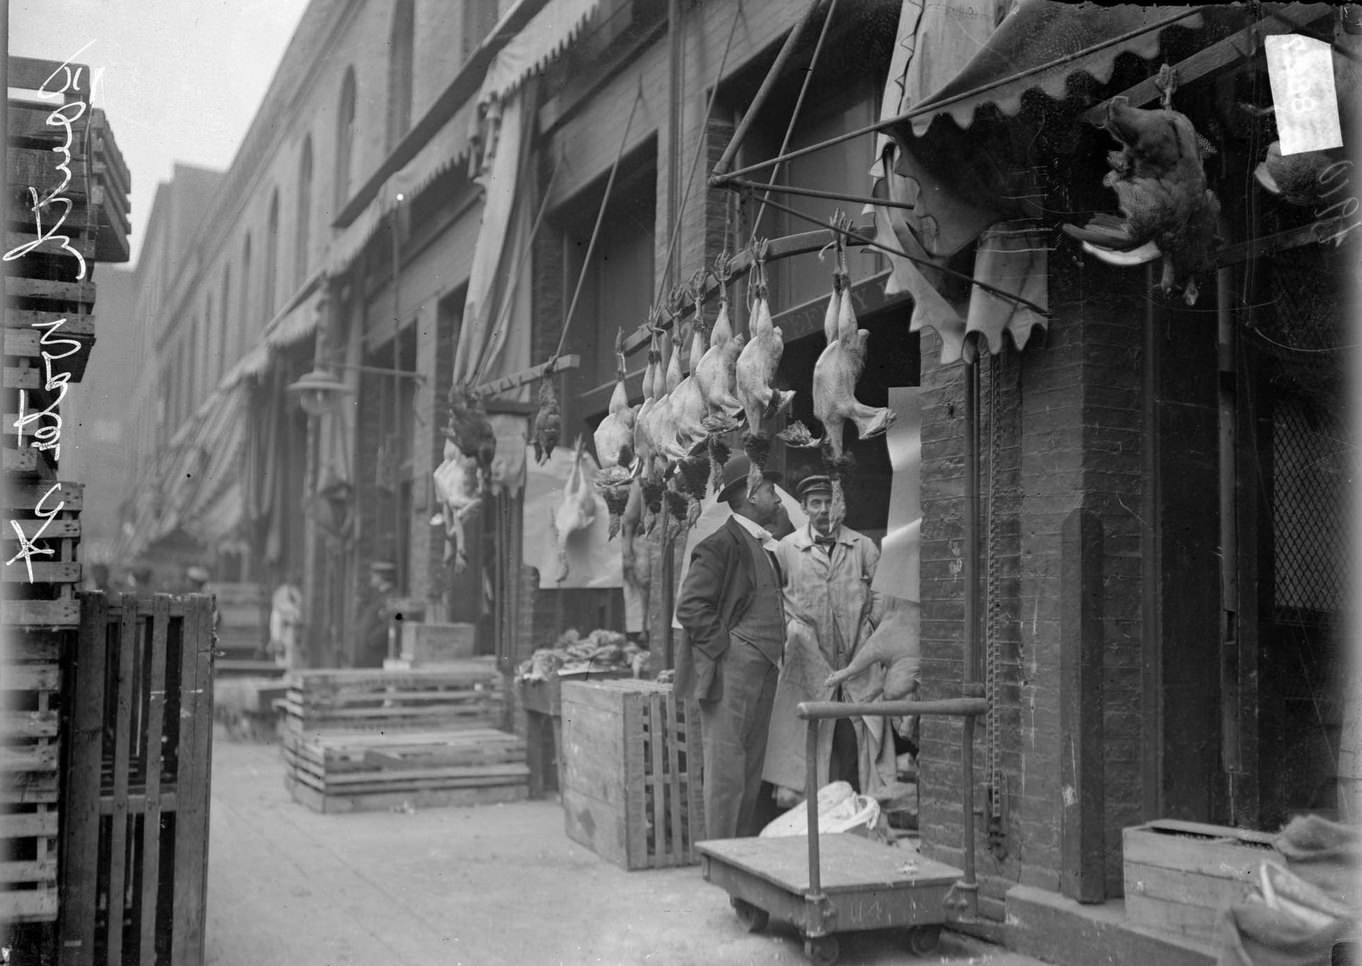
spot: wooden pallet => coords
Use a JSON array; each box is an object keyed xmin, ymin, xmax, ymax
[
  {"xmin": 283, "ymin": 773, "xmax": 527, "ymax": 815},
  {"xmin": 0, "ymin": 629, "xmax": 64, "ymax": 924},
  {"xmin": 560, "ymin": 680, "xmax": 705, "ymax": 871},
  {"xmin": 282, "ymin": 728, "xmax": 529, "ymax": 814},
  {"xmin": 60, "ymin": 593, "xmax": 216, "ymax": 966},
  {"xmin": 282, "ymin": 661, "xmax": 505, "ymax": 735}
]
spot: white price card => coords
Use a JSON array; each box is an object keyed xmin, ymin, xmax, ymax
[{"xmin": 1265, "ymin": 34, "xmax": 1343, "ymax": 156}]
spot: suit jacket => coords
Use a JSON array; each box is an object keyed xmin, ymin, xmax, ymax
[{"xmin": 674, "ymin": 517, "xmax": 765, "ymax": 702}]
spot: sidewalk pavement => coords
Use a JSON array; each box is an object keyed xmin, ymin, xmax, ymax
[{"xmin": 205, "ymin": 729, "xmax": 1051, "ymax": 966}]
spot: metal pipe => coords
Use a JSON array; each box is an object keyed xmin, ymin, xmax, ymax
[
  {"xmin": 797, "ymin": 697, "xmax": 989, "ymax": 720},
  {"xmin": 1141, "ymin": 262, "xmax": 1162, "ymax": 820},
  {"xmin": 1217, "ymin": 265, "xmax": 1242, "ymax": 813},
  {"xmin": 710, "ymin": 0, "xmax": 824, "ymax": 179},
  {"xmin": 729, "ymin": 176, "xmax": 918, "ymax": 212},
  {"xmin": 963, "ymin": 712, "xmax": 977, "ymax": 887},
  {"xmin": 667, "ymin": 0, "xmax": 683, "ymax": 293},
  {"xmin": 964, "ymin": 360, "xmax": 981, "ymax": 683},
  {"xmin": 806, "ymin": 717, "xmax": 822, "ymax": 895}
]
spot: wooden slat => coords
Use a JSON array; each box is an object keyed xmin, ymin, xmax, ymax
[
  {"xmin": 0, "ymin": 710, "xmax": 59, "ymax": 737},
  {"xmin": 7, "ymin": 103, "xmax": 77, "ymax": 144},
  {"xmin": 648, "ymin": 695, "xmax": 665, "ymax": 867},
  {"xmin": 9, "ymin": 194, "xmax": 102, "ymax": 233},
  {"xmin": 665, "ymin": 692, "xmax": 684, "ymax": 865},
  {"xmin": 8, "ymin": 57, "xmax": 93, "ymax": 99},
  {"xmin": 3, "ymin": 448, "xmax": 39, "ymax": 472},
  {"xmin": 4, "ymin": 231, "xmax": 96, "ymax": 261},
  {"xmin": 1, "ymin": 665, "xmax": 60, "ymax": 691},
  {"xmin": 0, "ymin": 561, "xmax": 80, "ymax": 583},
  {"xmin": 6, "ymin": 479, "xmax": 83, "ymax": 510},
  {"xmin": 6, "ymin": 151, "xmax": 90, "ymax": 198},
  {"xmin": 0, "ymin": 745, "xmax": 58, "ymax": 772},
  {"xmin": 3, "ymin": 367, "xmax": 40, "ymax": 390},
  {"xmin": 0, "ymin": 599, "xmax": 79, "ymax": 626},
  {"xmin": 5, "ymin": 277, "xmax": 96, "ymax": 304},
  {"xmin": 0, "ymin": 771, "xmax": 57, "ymax": 804},
  {"xmin": 4, "ymin": 325, "xmax": 93, "ymax": 359},
  {"xmin": 104, "ymin": 597, "xmax": 139, "ymax": 966},
  {"xmin": 3, "ymin": 309, "xmax": 95, "ymax": 336},
  {"xmin": 0, "ymin": 888, "xmax": 59, "ymax": 922},
  {"xmin": 172, "ymin": 597, "xmax": 212, "ymax": 966},
  {"xmin": 0, "ymin": 809, "xmax": 60, "ymax": 838},
  {"xmin": 0, "ymin": 859, "xmax": 58, "ymax": 883},
  {"xmin": 3, "ymin": 518, "xmax": 82, "ymax": 540},
  {"xmin": 138, "ymin": 596, "xmax": 170, "ymax": 961}
]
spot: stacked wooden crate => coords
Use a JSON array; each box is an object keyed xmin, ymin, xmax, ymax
[
  {"xmin": 560, "ymin": 679, "xmax": 705, "ymax": 870},
  {"xmin": 280, "ymin": 659, "xmax": 530, "ymax": 813}
]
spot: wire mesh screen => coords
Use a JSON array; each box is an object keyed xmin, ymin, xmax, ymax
[{"xmin": 1272, "ymin": 393, "xmax": 1346, "ymax": 617}]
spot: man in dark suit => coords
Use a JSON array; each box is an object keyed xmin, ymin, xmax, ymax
[{"xmin": 676, "ymin": 455, "xmax": 786, "ymax": 839}]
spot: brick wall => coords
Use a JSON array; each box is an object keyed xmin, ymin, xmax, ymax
[{"xmin": 917, "ymin": 256, "xmax": 1148, "ymax": 913}]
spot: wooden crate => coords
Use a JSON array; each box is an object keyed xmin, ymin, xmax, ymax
[
  {"xmin": 1123, "ymin": 819, "xmax": 1278, "ymax": 945},
  {"xmin": 281, "ymin": 661, "xmax": 505, "ymax": 734},
  {"xmin": 1, "ymin": 481, "xmax": 83, "ymax": 628},
  {"xmin": 399, "ymin": 621, "xmax": 476, "ymax": 664},
  {"xmin": 560, "ymin": 680, "xmax": 705, "ymax": 871},
  {"xmin": 1, "ymin": 629, "xmax": 64, "ymax": 924},
  {"xmin": 517, "ymin": 669, "xmax": 633, "ymax": 799},
  {"xmin": 59, "ymin": 593, "xmax": 216, "ymax": 966},
  {"xmin": 281, "ymin": 728, "xmax": 529, "ymax": 814}
]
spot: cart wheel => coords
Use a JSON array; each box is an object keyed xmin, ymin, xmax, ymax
[
  {"xmin": 906, "ymin": 923, "xmax": 942, "ymax": 955},
  {"xmin": 730, "ymin": 897, "xmax": 769, "ymax": 933},
  {"xmin": 804, "ymin": 935, "xmax": 839, "ymax": 966}
]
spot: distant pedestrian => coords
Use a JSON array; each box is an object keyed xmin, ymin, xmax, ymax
[
  {"xmin": 675, "ymin": 454, "xmax": 785, "ymax": 839},
  {"xmin": 357, "ymin": 561, "xmax": 397, "ymax": 667}
]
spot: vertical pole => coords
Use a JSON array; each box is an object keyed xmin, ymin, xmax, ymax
[
  {"xmin": 805, "ymin": 717, "xmax": 821, "ymax": 895},
  {"xmin": 1217, "ymin": 266, "xmax": 1242, "ymax": 819},
  {"xmin": 1140, "ymin": 262, "xmax": 1162, "ymax": 820},
  {"xmin": 964, "ymin": 360, "xmax": 980, "ymax": 683},
  {"xmin": 962, "ymin": 712, "xmax": 976, "ymax": 888}
]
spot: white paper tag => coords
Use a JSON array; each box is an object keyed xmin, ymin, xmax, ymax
[{"xmin": 1265, "ymin": 34, "xmax": 1344, "ymax": 156}]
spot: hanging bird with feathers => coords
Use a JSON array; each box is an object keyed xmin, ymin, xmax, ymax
[
  {"xmin": 532, "ymin": 376, "xmax": 561, "ymax": 465},
  {"xmin": 447, "ymin": 386, "xmax": 497, "ymax": 493}
]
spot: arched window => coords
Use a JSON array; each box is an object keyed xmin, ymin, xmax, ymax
[
  {"xmin": 335, "ymin": 68, "xmax": 357, "ymax": 209},
  {"xmin": 296, "ymin": 136, "xmax": 313, "ymax": 288},
  {"xmin": 240, "ymin": 234, "xmax": 252, "ymax": 350},
  {"xmin": 386, "ymin": 2, "xmax": 415, "ymax": 153},
  {"xmin": 220, "ymin": 265, "xmax": 232, "ymax": 381},
  {"xmin": 264, "ymin": 190, "xmax": 280, "ymax": 318}
]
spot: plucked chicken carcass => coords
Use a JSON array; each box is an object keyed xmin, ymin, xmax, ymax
[
  {"xmin": 641, "ymin": 331, "xmax": 684, "ymax": 464},
  {"xmin": 532, "ymin": 378, "xmax": 561, "ymax": 464},
  {"xmin": 1062, "ymin": 93, "xmax": 1221, "ymax": 304},
  {"xmin": 432, "ymin": 438, "xmax": 482, "ymax": 573},
  {"xmin": 593, "ymin": 331, "xmax": 636, "ymax": 475},
  {"xmin": 447, "ymin": 387, "xmax": 498, "ymax": 492},
  {"xmin": 660, "ymin": 323, "xmax": 712, "ymax": 461},
  {"xmin": 813, "ymin": 272, "xmax": 895, "ymax": 463},
  {"xmin": 735, "ymin": 289, "xmax": 795, "ymax": 440},
  {"xmin": 692, "ymin": 295, "xmax": 746, "ymax": 431},
  {"xmin": 632, "ymin": 330, "xmax": 664, "ymax": 470},
  {"xmin": 824, "ymin": 596, "xmax": 921, "ymax": 701},
  {"xmin": 548, "ymin": 437, "xmax": 597, "ymax": 583}
]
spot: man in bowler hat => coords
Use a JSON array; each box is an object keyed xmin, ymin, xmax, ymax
[{"xmin": 675, "ymin": 454, "xmax": 786, "ymax": 839}]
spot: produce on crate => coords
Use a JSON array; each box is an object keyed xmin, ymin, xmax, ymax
[{"xmin": 515, "ymin": 628, "xmax": 650, "ymax": 682}]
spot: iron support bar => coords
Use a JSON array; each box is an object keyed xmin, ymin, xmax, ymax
[
  {"xmin": 727, "ymin": 176, "xmax": 918, "ymax": 211},
  {"xmin": 711, "ymin": 0, "xmax": 825, "ymax": 180}
]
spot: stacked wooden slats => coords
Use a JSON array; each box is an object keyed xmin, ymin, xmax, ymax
[
  {"xmin": 560, "ymin": 680, "xmax": 706, "ymax": 870},
  {"xmin": 3, "ymin": 480, "xmax": 84, "ymax": 629},
  {"xmin": 1, "ymin": 630, "xmax": 63, "ymax": 923},
  {"xmin": 280, "ymin": 659, "xmax": 529, "ymax": 813}
]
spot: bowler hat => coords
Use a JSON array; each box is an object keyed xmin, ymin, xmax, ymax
[
  {"xmin": 795, "ymin": 475, "xmax": 833, "ymax": 502},
  {"xmin": 717, "ymin": 454, "xmax": 782, "ymax": 504}
]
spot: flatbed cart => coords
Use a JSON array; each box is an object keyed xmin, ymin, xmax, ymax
[{"xmin": 697, "ymin": 694, "xmax": 989, "ymax": 965}]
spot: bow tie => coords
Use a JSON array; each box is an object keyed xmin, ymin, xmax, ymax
[{"xmin": 814, "ymin": 535, "xmax": 837, "ymax": 550}]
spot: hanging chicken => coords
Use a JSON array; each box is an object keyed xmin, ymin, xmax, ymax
[
  {"xmin": 619, "ymin": 475, "xmax": 651, "ymax": 636},
  {"xmin": 632, "ymin": 327, "xmax": 666, "ymax": 532},
  {"xmin": 532, "ymin": 377, "xmax": 561, "ymax": 465},
  {"xmin": 548, "ymin": 436, "xmax": 597, "ymax": 583},
  {"xmin": 735, "ymin": 241, "xmax": 795, "ymax": 491},
  {"xmin": 593, "ymin": 330, "xmax": 636, "ymax": 537},
  {"xmin": 432, "ymin": 438, "xmax": 482, "ymax": 573},
  {"xmin": 447, "ymin": 386, "xmax": 498, "ymax": 492},
  {"xmin": 1062, "ymin": 81, "xmax": 1221, "ymax": 305},
  {"xmin": 693, "ymin": 284, "xmax": 746, "ymax": 430},
  {"xmin": 812, "ymin": 235, "xmax": 895, "ymax": 522}
]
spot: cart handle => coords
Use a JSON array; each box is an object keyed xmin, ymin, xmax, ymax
[
  {"xmin": 796, "ymin": 696, "xmax": 986, "ymax": 910},
  {"xmin": 796, "ymin": 697, "xmax": 988, "ymax": 721}
]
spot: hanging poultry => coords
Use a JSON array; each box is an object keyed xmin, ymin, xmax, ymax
[
  {"xmin": 447, "ymin": 386, "xmax": 498, "ymax": 492},
  {"xmin": 619, "ymin": 474, "xmax": 651, "ymax": 636},
  {"xmin": 594, "ymin": 331, "xmax": 636, "ymax": 537},
  {"xmin": 548, "ymin": 436, "xmax": 597, "ymax": 583},
  {"xmin": 631, "ymin": 328, "xmax": 666, "ymax": 532},
  {"xmin": 735, "ymin": 245, "xmax": 794, "ymax": 489},
  {"xmin": 692, "ymin": 290, "xmax": 745, "ymax": 431},
  {"xmin": 432, "ymin": 437, "xmax": 482, "ymax": 574},
  {"xmin": 1062, "ymin": 88, "xmax": 1221, "ymax": 305},
  {"xmin": 532, "ymin": 377, "xmax": 561, "ymax": 465},
  {"xmin": 661, "ymin": 321, "xmax": 715, "ymax": 460}
]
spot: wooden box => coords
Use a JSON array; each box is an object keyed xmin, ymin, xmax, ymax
[
  {"xmin": 1123, "ymin": 819, "xmax": 1278, "ymax": 944},
  {"xmin": 400, "ymin": 621, "xmax": 476, "ymax": 664},
  {"xmin": 518, "ymin": 669, "xmax": 632, "ymax": 798},
  {"xmin": 560, "ymin": 680, "xmax": 704, "ymax": 871},
  {"xmin": 281, "ymin": 660, "xmax": 503, "ymax": 734}
]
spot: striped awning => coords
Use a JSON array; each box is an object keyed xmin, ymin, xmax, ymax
[{"xmin": 477, "ymin": 0, "xmax": 601, "ymax": 106}]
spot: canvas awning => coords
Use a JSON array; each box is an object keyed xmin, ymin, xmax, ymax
[{"xmin": 478, "ymin": 0, "xmax": 602, "ymax": 105}]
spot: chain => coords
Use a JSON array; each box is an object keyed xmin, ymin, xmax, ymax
[{"xmin": 985, "ymin": 350, "xmax": 1005, "ymax": 822}]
